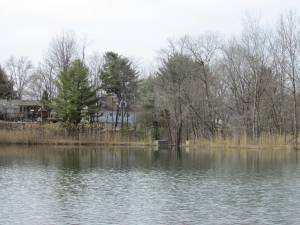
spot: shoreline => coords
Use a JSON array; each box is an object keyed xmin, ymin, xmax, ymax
[{"xmin": 0, "ymin": 139, "xmax": 296, "ymax": 151}]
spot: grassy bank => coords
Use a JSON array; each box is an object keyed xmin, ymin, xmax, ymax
[{"xmin": 0, "ymin": 121, "xmax": 153, "ymax": 146}]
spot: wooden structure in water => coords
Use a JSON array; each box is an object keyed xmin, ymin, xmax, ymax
[
  {"xmin": 153, "ymin": 140, "xmax": 191, "ymax": 151},
  {"xmin": 153, "ymin": 140, "xmax": 169, "ymax": 151}
]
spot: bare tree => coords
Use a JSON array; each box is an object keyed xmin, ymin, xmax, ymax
[
  {"xmin": 28, "ymin": 31, "xmax": 80, "ymax": 101},
  {"xmin": 26, "ymin": 59, "xmax": 56, "ymax": 100},
  {"xmin": 87, "ymin": 52, "xmax": 103, "ymax": 89},
  {"xmin": 5, "ymin": 56, "xmax": 33, "ymax": 99},
  {"xmin": 47, "ymin": 30, "xmax": 78, "ymax": 73},
  {"xmin": 26, "ymin": 72, "xmax": 44, "ymax": 100},
  {"xmin": 240, "ymin": 15, "xmax": 272, "ymax": 140},
  {"xmin": 278, "ymin": 10, "xmax": 300, "ymax": 146},
  {"xmin": 185, "ymin": 33, "xmax": 222, "ymax": 137}
]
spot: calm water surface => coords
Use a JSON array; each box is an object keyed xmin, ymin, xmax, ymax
[{"xmin": 0, "ymin": 145, "xmax": 299, "ymax": 225}]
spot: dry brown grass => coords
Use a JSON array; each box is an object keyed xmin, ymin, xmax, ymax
[
  {"xmin": 1, "ymin": 121, "xmax": 297, "ymax": 150},
  {"xmin": 0, "ymin": 122, "xmax": 153, "ymax": 146}
]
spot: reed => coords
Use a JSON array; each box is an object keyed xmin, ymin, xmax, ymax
[
  {"xmin": 0, "ymin": 122, "xmax": 152, "ymax": 146},
  {"xmin": 0, "ymin": 121, "xmax": 297, "ymax": 149}
]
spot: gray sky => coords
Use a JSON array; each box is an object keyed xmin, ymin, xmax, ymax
[{"xmin": 0, "ymin": 0, "xmax": 299, "ymax": 68}]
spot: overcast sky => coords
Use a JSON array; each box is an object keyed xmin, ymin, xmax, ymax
[{"xmin": 0, "ymin": 0, "xmax": 299, "ymax": 68}]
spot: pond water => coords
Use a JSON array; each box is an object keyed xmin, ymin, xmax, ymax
[{"xmin": 0, "ymin": 146, "xmax": 299, "ymax": 225}]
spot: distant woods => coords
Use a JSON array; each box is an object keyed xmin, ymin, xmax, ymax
[
  {"xmin": 2, "ymin": 10, "xmax": 300, "ymax": 147},
  {"xmin": 141, "ymin": 10, "xmax": 300, "ymax": 147}
]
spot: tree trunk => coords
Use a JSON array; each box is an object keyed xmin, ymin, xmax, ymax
[
  {"xmin": 114, "ymin": 106, "xmax": 120, "ymax": 130},
  {"xmin": 121, "ymin": 106, "xmax": 124, "ymax": 128},
  {"xmin": 176, "ymin": 121, "xmax": 183, "ymax": 151},
  {"xmin": 293, "ymin": 82, "xmax": 298, "ymax": 148},
  {"xmin": 292, "ymin": 57, "xmax": 298, "ymax": 148}
]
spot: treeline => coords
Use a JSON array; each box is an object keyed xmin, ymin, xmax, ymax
[
  {"xmin": 139, "ymin": 10, "xmax": 300, "ymax": 147},
  {"xmin": 1, "ymin": 10, "xmax": 300, "ymax": 148}
]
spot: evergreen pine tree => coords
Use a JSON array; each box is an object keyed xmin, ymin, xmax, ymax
[
  {"xmin": 0, "ymin": 65, "xmax": 15, "ymax": 99},
  {"xmin": 54, "ymin": 60, "xmax": 99, "ymax": 124},
  {"xmin": 100, "ymin": 52, "xmax": 138, "ymax": 128}
]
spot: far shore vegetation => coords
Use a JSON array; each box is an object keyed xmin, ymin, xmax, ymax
[{"xmin": 2, "ymin": 10, "xmax": 300, "ymax": 150}]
